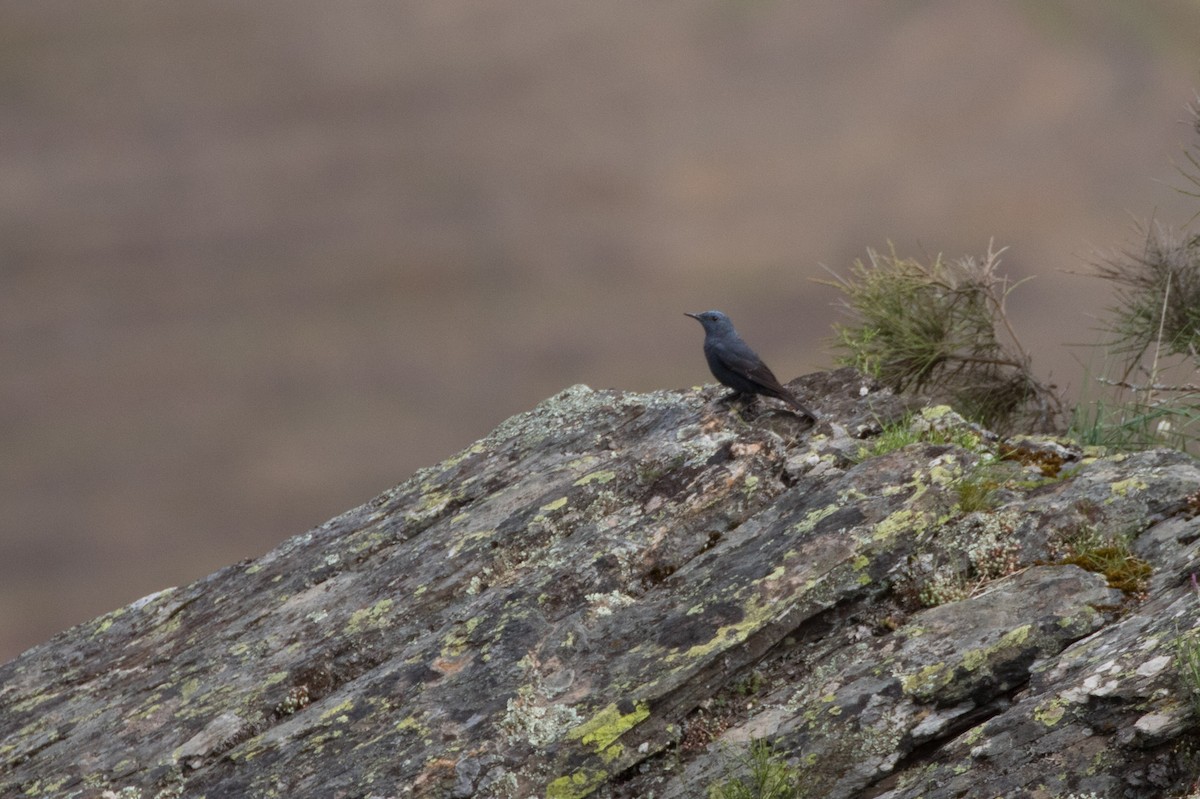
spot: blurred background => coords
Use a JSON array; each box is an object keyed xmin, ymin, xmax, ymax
[{"xmin": 3, "ymin": 1, "xmax": 1199, "ymax": 663}]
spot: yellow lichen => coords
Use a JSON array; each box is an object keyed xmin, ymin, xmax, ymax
[
  {"xmin": 11, "ymin": 690, "xmax": 57, "ymax": 714},
  {"xmin": 180, "ymin": 678, "xmax": 201, "ymax": 701},
  {"xmin": 599, "ymin": 742, "xmax": 624, "ymax": 763},
  {"xmin": 666, "ymin": 599, "xmax": 771, "ymax": 663},
  {"xmin": 90, "ymin": 608, "xmax": 126, "ymax": 637},
  {"xmin": 440, "ymin": 617, "xmax": 482, "ymax": 658},
  {"xmin": 567, "ymin": 455, "xmax": 601, "ymax": 471},
  {"xmin": 903, "ymin": 625, "xmax": 1032, "ymax": 699},
  {"xmin": 319, "ymin": 698, "xmax": 355, "ymax": 724},
  {"xmin": 540, "ymin": 497, "xmax": 570, "ymax": 513},
  {"xmin": 663, "ymin": 563, "xmax": 801, "ymax": 665},
  {"xmin": 793, "ymin": 504, "xmax": 839, "ymax": 534},
  {"xmin": 395, "ymin": 715, "xmax": 429, "ymax": 735},
  {"xmin": 998, "ymin": 624, "xmax": 1031, "ymax": 648},
  {"xmin": 928, "ymin": 464, "xmax": 959, "ymax": 486},
  {"xmin": 569, "ymin": 700, "xmax": 650, "ymax": 753},
  {"xmin": 852, "ymin": 553, "xmax": 874, "ymax": 586},
  {"xmin": 574, "ymin": 470, "xmax": 616, "ymax": 487},
  {"xmin": 900, "ymin": 662, "xmax": 952, "ymax": 697},
  {"xmin": 872, "ymin": 506, "xmax": 930, "ymax": 543},
  {"xmin": 436, "ymin": 441, "xmax": 487, "ymax": 472},
  {"xmin": 1034, "ymin": 697, "xmax": 1066, "ymax": 726},
  {"xmin": 546, "ymin": 768, "xmax": 607, "ymax": 799},
  {"xmin": 346, "ymin": 598, "xmax": 394, "ymax": 634},
  {"xmin": 1109, "ymin": 477, "xmax": 1147, "ymax": 497},
  {"xmin": 407, "ymin": 487, "xmax": 461, "ymax": 525}
]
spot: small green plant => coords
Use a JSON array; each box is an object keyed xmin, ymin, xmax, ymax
[
  {"xmin": 1176, "ymin": 632, "xmax": 1200, "ymax": 717},
  {"xmin": 1058, "ymin": 529, "xmax": 1151, "ymax": 594},
  {"xmin": 953, "ymin": 461, "xmax": 1004, "ymax": 513},
  {"xmin": 825, "ymin": 242, "xmax": 1062, "ymax": 434},
  {"xmin": 857, "ymin": 416, "xmax": 924, "ymax": 459},
  {"xmin": 916, "ymin": 567, "xmax": 973, "ymax": 608},
  {"xmin": 1067, "ymin": 393, "xmax": 1197, "ymax": 452},
  {"xmin": 708, "ymin": 738, "xmax": 802, "ymax": 799},
  {"xmin": 856, "ymin": 410, "xmax": 986, "ymax": 461},
  {"xmin": 903, "ymin": 509, "xmax": 1023, "ymax": 608},
  {"xmin": 732, "ymin": 669, "xmax": 766, "ymax": 697},
  {"xmin": 1175, "ymin": 574, "xmax": 1200, "ymax": 717}
]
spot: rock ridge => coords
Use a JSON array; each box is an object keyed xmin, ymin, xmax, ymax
[{"xmin": 2, "ymin": 367, "xmax": 1200, "ymax": 798}]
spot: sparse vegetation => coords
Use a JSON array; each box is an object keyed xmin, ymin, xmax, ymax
[
  {"xmin": 732, "ymin": 668, "xmax": 766, "ymax": 697},
  {"xmin": 1058, "ymin": 528, "xmax": 1151, "ymax": 594},
  {"xmin": 1067, "ymin": 391, "xmax": 1195, "ymax": 452},
  {"xmin": 1175, "ymin": 575, "xmax": 1200, "ymax": 717},
  {"xmin": 1076, "ymin": 218, "xmax": 1200, "ymax": 455},
  {"xmin": 1078, "ymin": 104, "xmax": 1200, "ymax": 452},
  {"xmin": 953, "ymin": 460, "xmax": 1005, "ymax": 513},
  {"xmin": 827, "ymin": 242, "xmax": 1062, "ymax": 434},
  {"xmin": 1176, "ymin": 631, "xmax": 1200, "ymax": 718},
  {"xmin": 856, "ymin": 409, "xmax": 986, "ymax": 461},
  {"xmin": 915, "ymin": 566, "xmax": 973, "ymax": 608},
  {"xmin": 829, "ymin": 226, "xmax": 1200, "ymax": 454},
  {"xmin": 828, "ymin": 102, "xmax": 1200, "ymax": 456},
  {"xmin": 708, "ymin": 739, "xmax": 803, "ymax": 799},
  {"xmin": 902, "ymin": 509, "xmax": 1024, "ymax": 608},
  {"xmin": 1094, "ymin": 222, "xmax": 1200, "ymax": 364},
  {"xmin": 855, "ymin": 417, "xmax": 924, "ymax": 459},
  {"xmin": 680, "ymin": 705, "xmax": 739, "ymax": 755}
]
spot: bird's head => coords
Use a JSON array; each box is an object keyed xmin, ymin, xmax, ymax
[{"xmin": 684, "ymin": 310, "xmax": 734, "ymax": 334}]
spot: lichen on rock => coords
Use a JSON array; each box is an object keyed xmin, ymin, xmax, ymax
[{"xmin": 3, "ymin": 368, "xmax": 1200, "ymax": 799}]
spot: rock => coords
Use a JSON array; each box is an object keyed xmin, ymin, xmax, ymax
[{"xmin": 3, "ymin": 368, "xmax": 1200, "ymax": 798}]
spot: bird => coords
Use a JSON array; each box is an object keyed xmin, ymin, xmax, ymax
[{"xmin": 685, "ymin": 310, "xmax": 816, "ymax": 421}]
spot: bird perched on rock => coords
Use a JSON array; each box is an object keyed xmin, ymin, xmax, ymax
[{"xmin": 685, "ymin": 310, "xmax": 816, "ymax": 421}]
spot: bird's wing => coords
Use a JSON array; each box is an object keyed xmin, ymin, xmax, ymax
[{"xmin": 709, "ymin": 338, "xmax": 786, "ymax": 389}]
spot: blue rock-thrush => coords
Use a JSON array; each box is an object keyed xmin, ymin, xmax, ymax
[{"xmin": 685, "ymin": 310, "xmax": 816, "ymax": 421}]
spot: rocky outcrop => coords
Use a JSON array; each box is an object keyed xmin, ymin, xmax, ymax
[{"xmin": 3, "ymin": 368, "xmax": 1200, "ymax": 798}]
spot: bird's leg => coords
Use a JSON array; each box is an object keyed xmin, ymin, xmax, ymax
[
  {"xmin": 715, "ymin": 392, "xmax": 755, "ymax": 426},
  {"xmin": 716, "ymin": 402, "xmax": 750, "ymax": 427}
]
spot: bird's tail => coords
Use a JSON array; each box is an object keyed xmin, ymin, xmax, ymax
[{"xmin": 783, "ymin": 392, "xmax": 817, "ymax": 421}]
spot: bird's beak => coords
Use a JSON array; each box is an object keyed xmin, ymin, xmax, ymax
[{"xmin": 684, "ymin": 312, "xmax": 701, "ymax": 320}]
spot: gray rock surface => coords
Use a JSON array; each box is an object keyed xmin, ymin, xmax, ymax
[{"xmin": 3, "ymin": 367, "xmax": 1200, "ymax": 798}]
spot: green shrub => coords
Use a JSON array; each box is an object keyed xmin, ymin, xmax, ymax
[
  {"xmin": 826, "ymin": 242, "xmax": 1062, "ymax": 434},
  {"xmin": 708, "ymin": 739, "xmax": 802, "ymax": 799}
]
